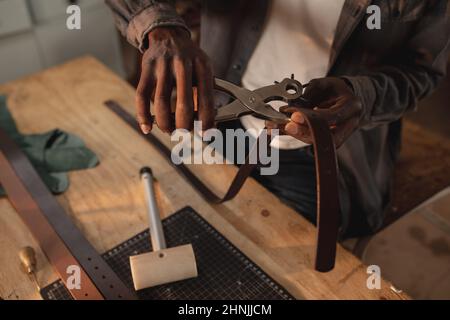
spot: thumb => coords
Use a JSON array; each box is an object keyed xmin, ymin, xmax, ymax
[{"xmin": 284, "ymin": 121, "xmax": 313, "ymax": 144}]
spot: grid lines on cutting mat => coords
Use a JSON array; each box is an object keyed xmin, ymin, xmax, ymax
[{"xmin": 40, "ymin": 206, "xmax": 294, "ymax": 300}]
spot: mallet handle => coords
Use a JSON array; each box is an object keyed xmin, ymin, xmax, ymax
[{"xmin": 141, "ymin": 167, "xmax": 167, "ymax": 251}]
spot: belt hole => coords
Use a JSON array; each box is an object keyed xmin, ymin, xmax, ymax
[{"xmin": 261, "ymin": 209, "xmax": 270, "ymax": 217}]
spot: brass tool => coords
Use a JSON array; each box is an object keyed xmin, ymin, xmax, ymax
[{"xmin": 19, "ymin": 246, "xmax": 41, "ymax": 291}]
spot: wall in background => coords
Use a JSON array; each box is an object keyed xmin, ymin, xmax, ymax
[{"xmin": 0, "ymin": 0, "xmax": 125, "ymax": 84}]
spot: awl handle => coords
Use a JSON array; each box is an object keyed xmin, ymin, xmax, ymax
[{"xmin": 140, "ymin": 167, "xmax": 167, "ymax": 251}]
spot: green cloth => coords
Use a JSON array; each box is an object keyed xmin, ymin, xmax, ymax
[{"xmin": 0, "ymin": 95, "xmax": 99, "ymax": 195}]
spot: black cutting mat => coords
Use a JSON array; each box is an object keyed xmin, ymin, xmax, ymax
[{"xmin": 41, "ymin": 206, "xmax": 294, "ymax": 300}]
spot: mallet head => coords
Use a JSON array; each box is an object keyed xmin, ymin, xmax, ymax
[{"xmin": 130, "ymin": 244, "xmax": 197, "ymax": 290}]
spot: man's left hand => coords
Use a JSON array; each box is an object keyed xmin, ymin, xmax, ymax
[{"xmin": 267, "ymin": 77, "xmax": 362, "ymax": 148}]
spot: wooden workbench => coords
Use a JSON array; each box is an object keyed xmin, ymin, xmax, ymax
[{"xmin": 0, "ymin": 57, "xmax": 407, "ymax": 300}]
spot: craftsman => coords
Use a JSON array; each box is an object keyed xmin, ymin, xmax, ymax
[{"xmin": 106, "ymin": 0, "xmax": 450, "ymax": 237}]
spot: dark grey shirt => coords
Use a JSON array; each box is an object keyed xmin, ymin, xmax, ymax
[{"xmin": 106, "ymin": 0, "xmax": 450, "ymax": 234}]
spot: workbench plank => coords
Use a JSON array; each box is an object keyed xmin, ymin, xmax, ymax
[{"xmin": 0, "ymin": 56, "xmax": 407, "ymax": 300}]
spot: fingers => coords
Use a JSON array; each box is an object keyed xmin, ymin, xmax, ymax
[
  {"xmin": 269, "ymin": 106, "xmax": 352, "ymax": 146},
  {"xmin": 153, "ymin": 58, "xmax": 174, "ymax": 133},
  {"xmin": 302, "ymin": 78, "xmax": 341, "ymax": 109},
  {"xmin": 265, "ymin": 120, "xmax": 284, "ymax": 136},
  {"xmin": 313, "ymin": 96, "xmax": 361, "ymax": 126},
  {"xmin": 331, "ymin": 117, "xmax": 360, "ymax": 148},
  {"xmin": 194, "ymin": 56, "xmax": 215, "ymax": 131},
  {"xmin": 280, "ymin": 107, "xmax": 306, "ymax": 126},
  {"xmin": 281, "ymin": 77, "xmax": 362, "ymax": 147},
  {"xmin": 136, "ymin": 64, "xmax": 155, "ymax": 134},
  {"xmin": 277, "ymin": 108, "xmax": 312, "ymax": 143},
  {"xmin": 290, "ymin": 111, "xmax": 306, "ymax": 125},
  {"xmin": 139, "ymin": 55, "xmax": 215, "ymax": 133},
  {"xmin": 286, "ymin": 103, "xmax": 360, "ymax": 147},
  {"xmin": 138, "ymin": 28, "xmax": 214, "ymax": 134},
  {"xmin": 266, "ymin": 107, "xmax": 309, "ymax": 138},
  {"xmin": 302, "ymin": 79, "xmax": 327, "ymax": 106},
  {"xmin": 173, "ymin": 57, "xmax": 194, "ymax": 130},
  {"xmin": 284, "ymin": 121, "xmax": 313, "ymax": 144}
]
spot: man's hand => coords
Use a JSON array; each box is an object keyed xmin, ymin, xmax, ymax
[
  {"xmin": 136, "ymin": 27, "xmax": 215, "ymax": 134},
  {"xmin": 268, "ymin": 77, "xmax": 362, "ymax": 148}
]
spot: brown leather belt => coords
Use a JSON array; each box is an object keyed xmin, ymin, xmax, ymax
[
  {"xmin": 105, "ymin": 100, "xmax": 340, "ymax": 272},
  {"xmin": 0, "ymin": 128, "xmax": 136, "ymax": 300}
]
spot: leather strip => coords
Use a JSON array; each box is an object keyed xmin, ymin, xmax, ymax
[
  {"xmin": 105, "ymin": 100, "xmax": 340, "ymax": 272},
  {"xmin": 105, "ymin": 100, "xmax": 263, "ymax": 204},
  {"xmin": 0, "ymin": 128, "xmax": 136, "ymax": 300},
  {"xmin": 297, "ymin": 108, "xmax": 340, "ymax": 272}
]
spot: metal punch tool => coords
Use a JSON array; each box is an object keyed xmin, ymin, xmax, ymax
[{"xmin": 214, "ymin": 75, "xmax": 308, "ymax": 124}]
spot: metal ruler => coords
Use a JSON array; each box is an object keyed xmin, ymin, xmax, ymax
[{"xmin": 0, "ymin": 128, "xmax": 136, "ymax": 300}]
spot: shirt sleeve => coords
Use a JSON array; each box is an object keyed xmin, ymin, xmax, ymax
[
  {"xmin": 105, "ymin": 0, "xmax": 190, "ymax": 52},
  {"xmin": 342, "ymin": 0, "xmax": 450, "ymax": 129}
]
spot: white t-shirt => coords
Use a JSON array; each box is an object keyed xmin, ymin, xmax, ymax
[{"xmin": 241, "ymin": 0, "xmax": 345, "ymax": 149}]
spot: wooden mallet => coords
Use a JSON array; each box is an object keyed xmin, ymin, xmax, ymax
[{"xmin": 130, "ymin": 167, "xmax": 198, "ymax": 290}]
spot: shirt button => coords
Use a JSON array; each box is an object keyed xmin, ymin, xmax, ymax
[{"xmin": 233, "ymin": 64, "xmax": 242, "ymax": 71}]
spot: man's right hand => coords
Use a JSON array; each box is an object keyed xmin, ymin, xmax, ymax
[{"xmin": 136, "ymin": 27, "xmax": 216, "ymax": 134}]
